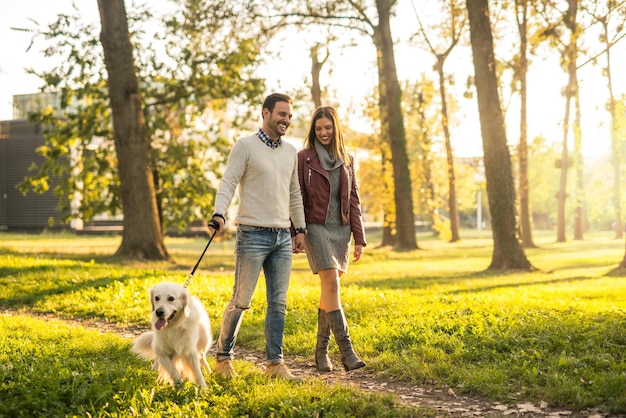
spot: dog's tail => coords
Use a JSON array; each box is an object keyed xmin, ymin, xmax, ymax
[{"xmin": 130, "ymin": 332, "xmax": 156, "ymax": 361}]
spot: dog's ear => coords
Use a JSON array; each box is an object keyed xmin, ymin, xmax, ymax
[
  {"xmin": 181, "ymin": 287, "xmax": 190, "ymax": 315},
  {"xmin": 149, "ymin": 286, "xmax": 155, "ymax": 312}
]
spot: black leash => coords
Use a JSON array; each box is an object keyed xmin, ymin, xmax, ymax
[{"xmin": 184, "ymin": 219, "xmax": 220, "ymax": 288}]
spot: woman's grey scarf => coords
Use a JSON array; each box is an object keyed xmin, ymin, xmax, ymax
[{"xmin": 315, "ymin": 139, "xmax": 344, "ymax": 171}]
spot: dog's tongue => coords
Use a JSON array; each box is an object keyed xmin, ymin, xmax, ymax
[{"xmin": 155, "ymin": 318, "xmax": 168, "ymax": 330}]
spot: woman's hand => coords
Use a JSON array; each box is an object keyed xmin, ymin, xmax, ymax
[{"xmin": 352, "ymin": 244, "xmax": 363, "ymax": 262}]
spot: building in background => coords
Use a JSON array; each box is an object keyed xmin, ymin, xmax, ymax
[
  {"xmin": 0, "ymin": 115, "xmax": 65, "ymax": 231},
  {"xmin": 12, "ymin": 92, "xmax": 62, "ymax": 120}
]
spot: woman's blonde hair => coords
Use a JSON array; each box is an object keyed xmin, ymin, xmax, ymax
[{"xmin": 303, "ymin": 106, "xmax": 350, "ymax": 166}]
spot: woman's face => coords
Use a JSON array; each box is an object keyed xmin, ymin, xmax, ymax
[{"xmin": 314, "ymin": 116, "xmax": 334, "ymax": 146}]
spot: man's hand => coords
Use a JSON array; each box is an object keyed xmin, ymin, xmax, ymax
[
  {"xmin": 292, "ymin": 233, "xmax": 306, "ymax": 253},
  {"xmin": 209, "ymin": 216, "xmax": 224, "ymax": 234}
]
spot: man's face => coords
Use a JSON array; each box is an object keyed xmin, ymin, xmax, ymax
[{"xmin": 263, "ymin": 101, "xmax": 292, "ymax": 139}]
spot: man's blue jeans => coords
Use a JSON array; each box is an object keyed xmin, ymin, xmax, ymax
[{"xmin": 216, "ymin": 225, "xmax": 293, "ymax": 364}]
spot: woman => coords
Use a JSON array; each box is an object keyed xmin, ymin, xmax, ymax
[{"xmin": 297, "ymin": 105, "xmax": 367, "ymax": 372}]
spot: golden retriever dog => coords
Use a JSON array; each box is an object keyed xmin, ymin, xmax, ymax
[{"xmin": 131, "ymin": 282, "xmax": 212, "ymax": 387}]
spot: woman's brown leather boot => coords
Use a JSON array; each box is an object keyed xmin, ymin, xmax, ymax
[
  {"xmin": 315, "ymin": 309, "xmax": 333, "ymax": 372},
  {"xmin": 327, "ymin": 309, "xmax": 366, "ymax": 371}
]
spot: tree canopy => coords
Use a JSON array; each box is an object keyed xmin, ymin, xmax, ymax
[{"xmin": 20, "ymin": 0, "xmax": 266, "ymax": 237}]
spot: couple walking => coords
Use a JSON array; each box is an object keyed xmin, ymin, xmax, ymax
[{"xmin": 209, "ymin": 93, "xmax": 367, "ymax": 380}]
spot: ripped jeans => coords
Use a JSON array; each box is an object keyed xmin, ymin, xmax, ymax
[{"xmin": 216, "ymin": 225, "xmax": 293, "ymax": 364}]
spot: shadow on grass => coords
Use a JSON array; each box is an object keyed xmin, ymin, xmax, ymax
[
  {"xmin": 352, "ymin": 268, "xmax": 609, "ymax": 295},
  {"xmin": 442, "ymin": 275, "xmax": 604, "ymax": 295},
  {"xmin": 0, "ymin": 272, "xmax": 142, "ymax": 309},
  {"xmin": 1, "ymin": 246, "xmax": 238, "ymax": 276},
  {"xmin": 0, "ymin": 246, "xmax": 150, "ymax": 266},
  {"xmin": 0, "ymin": 251, "xmax": 158, "ymax": 310}
]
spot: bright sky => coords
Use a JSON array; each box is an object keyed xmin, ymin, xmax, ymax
[{"xmin": 1, "ymin": 0, "xmax": 623, "ymax": 158}]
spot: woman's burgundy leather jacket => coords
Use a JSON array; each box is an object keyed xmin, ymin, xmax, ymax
[{"xmin": 297, "ymin": 147, "xmax": 367, "ymax": 247}]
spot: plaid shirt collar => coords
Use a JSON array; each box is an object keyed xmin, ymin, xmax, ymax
[{"xmin": 258, "ymin": 129, "xmax": 282, "ymax": 149}]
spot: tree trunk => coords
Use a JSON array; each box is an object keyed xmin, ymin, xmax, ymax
[
  {"xmin": 416, "ymin": 91, "xmax": 438, "ymax": 234},
  {"xmin": 381, "ymin": 146, "xmax": 397, "ymax": 247},
  {"xmin": 604, "ymin": 26, "xmax": 623, "ymax": 239},
  {"xmin": 414, "ymin": 2, "xmax": 463, "ymax": 241},
  {"xmin": 466, "ymin": 0, "xmax": 533, "ymax": 270},
  {"xmin": 573, "ymin": 83, "xmax": 584, "ymax": 240},
  {"xmin": 437, "ymin": 60, "xmax": 460, "ymax": 242},
  {"xmin": 562, "ymin": 0, "xmax": 584, "ymax": 241},
  {"xmin": 557, "ymin": 92, "xmax": 571, "ymax": 243},
  {"xmin": 97, "ymin": 0, "xmax": 169, "ymax": 260},
  {"xmin": 374, "ymin": 0, "xmax": 417, "ymax": 250},
  {"xmin": 515, "ymin": 0, "xmax": 536, "ymax": 248},
  {"xmin": 153, "ymin": 168, "xmax": 163, "ymax": 230},
  {"xmin": 310, "ymin": 44, "xmax": 326, "ymax": 109}
]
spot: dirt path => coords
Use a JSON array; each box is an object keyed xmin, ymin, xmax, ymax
[
  {"xmin": 5, "ymin": 310, "xmax": 623, "ymax": 418},
  {"xmin": 263, "ymin": 350, "xmax": 620, "ymax": 418}
]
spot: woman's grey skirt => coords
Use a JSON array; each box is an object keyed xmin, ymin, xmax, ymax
[{"xmin": 304, "ymin": 222, "xmax": 351, "ymax": 274}]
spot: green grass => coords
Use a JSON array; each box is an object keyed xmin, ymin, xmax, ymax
[
  {"xmin": 0, "ymin": 314, "xmax": 422, "ymax": 418},
  {"xmin": 1, "ymin": 230, "xmax": 625, "ymax": 416}
]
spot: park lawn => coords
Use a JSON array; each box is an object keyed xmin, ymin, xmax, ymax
[
  {"xmin": 0, "ymin": 314, "xmax": 423, "ymax": 418},
  {"xmin": 0, "ymin": 230, "xmax": 625, "ymax": 416}
]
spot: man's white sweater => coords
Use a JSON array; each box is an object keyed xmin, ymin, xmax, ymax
[{"xmin": 214, "ymin": 132, "xmax": 305, "ymax": 230}]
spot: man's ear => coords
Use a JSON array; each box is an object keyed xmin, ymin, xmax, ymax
[{"xmin": 262, "ymin": 108, "xmax": 269, "ymax": 119}]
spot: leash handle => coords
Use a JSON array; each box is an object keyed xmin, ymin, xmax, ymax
[{"xmin": 184, "ymin": 218, "xmax": 220, "ymax": 288}]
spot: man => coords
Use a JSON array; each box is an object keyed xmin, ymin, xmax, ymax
[{"xmin": 209, "ymin": 93, "xmax": 307, "ymax": 381}]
